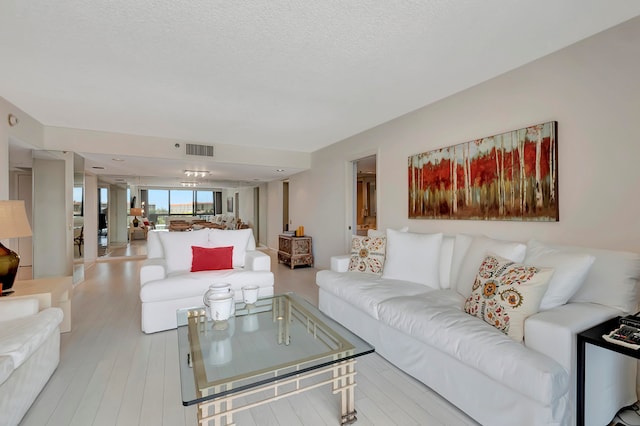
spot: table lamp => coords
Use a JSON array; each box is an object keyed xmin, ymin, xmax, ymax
[
  {"xmin": 130, "ymin": 208, "xmax": 143, "ymax": 227},
  {"xmin": 0, "ymin": 200, "xmax": 32, "ymax": 295}
]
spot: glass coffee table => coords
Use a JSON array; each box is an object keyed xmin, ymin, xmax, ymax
[{"xmin": 177, "ymin": 293, "xmax": 374, "ymax": 425}]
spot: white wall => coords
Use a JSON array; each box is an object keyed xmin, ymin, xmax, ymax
[{"xmin": 293, "ymin": 16, "xmax": 640, "ymax": 269}]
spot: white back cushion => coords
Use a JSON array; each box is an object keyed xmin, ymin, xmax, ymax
[
  {"xmin": 208, "ymin": 228, "xmax": 253, "ymax": 267},
  {"xmin": 449, "ymin": 234, "xmax": 473, "ymax": 291},
  {"xmin": 439, "ymin": 235, "xmax": 456, "ymax": 289},
  {"xmin": 544, "ymin": 243, "xmax": 640, "ymax": 313},
  {"xmin": 368, "ymin": 226, "xmax": 408, "ymax": 238},
  {"xmin": 158, "ymin": 230, "xmax": 209, "ymax": 274},
  {"xmin": 146, "ymin": 230, "xmax": 167, "ymax": 259},
  {"xmin": 524, "ymin": 239, "xmax": 595, "ymax": 311},
  {"xmin": 455, "ymin": 235, "xmax": 527, "ymax": 298},
  {"xmin": 382, "ymin": 229, "xmax": 443, "ymax": 289}
]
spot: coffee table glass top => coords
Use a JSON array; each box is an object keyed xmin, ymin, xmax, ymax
[{"xmin": 176, "ymin": 293, "xmax": 374, "ymax": 405}]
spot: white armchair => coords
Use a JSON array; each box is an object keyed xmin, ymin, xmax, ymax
[{"xmin": 0, "ymin": 298, "xmax": 63, "ymax": 425}]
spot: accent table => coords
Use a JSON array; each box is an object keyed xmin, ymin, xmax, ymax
[
  {"xmin": 5, "ymin": 276, "xmax": 73, "ymax": 333},
  {"xmin": 177, "ymin": 293, "xmax": 374, "ymax": 425},
  {"xmin": 576, "ymin": 316, "xmax": 639, "ymax": 426},
  {"xmin": 278, "ymin": 235, "xmax": 313, "ymax": 269}
]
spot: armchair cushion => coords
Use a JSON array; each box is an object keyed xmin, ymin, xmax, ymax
[
  {"xmin": 0, "ymin": 308, "xmax": 63, "ymax": 368},
  {"xmin": 158, "ymin": 229, "xmax": 209, "ymax": 273},
  {"xmin": 209, "ymin": 228, "xmax": 253, "ymax": 267}
]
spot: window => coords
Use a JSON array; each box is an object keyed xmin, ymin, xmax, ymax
[
  {"xmin": 169, "ymin": 190, "xmax": 193, "ymax": 214},
  {"xmin": 195, "ymin": 191, "xmax": 214, "ymax": 215},
  {"xmin": 148, "ymin": 190, "xmax": 169, "ymax": 216},
  {"xmin": 73, "ymin": 186, "xmax": 83, "ymax": 216}
]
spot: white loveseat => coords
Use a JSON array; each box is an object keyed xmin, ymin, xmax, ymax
[
  {"xmin": 140, "ymin": 229, "xmax": 274, "ymax": 333},
  {"xmin": 0, "ymin": 298, "xmax": 63, "ymax": 426},
  {"xmin": 316, "ymin": 230, "xmax": 640, "ymax": 426}
]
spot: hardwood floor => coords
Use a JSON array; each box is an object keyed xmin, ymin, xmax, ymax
[{"xmin": 20, "ymin": 245, "xmax": 478, "ymax": 426}]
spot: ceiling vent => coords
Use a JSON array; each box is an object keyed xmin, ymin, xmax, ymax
[{"xmin": 185, "ymin": 143, "xmax": 214, "ymax": 157}]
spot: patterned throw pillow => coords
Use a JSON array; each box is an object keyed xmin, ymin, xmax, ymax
[
  {"xmin": 464, "ymin": 254, "xmax": 554, "ymax": 342},
  {"xmin": 348, "ymin": 236, "xmax": 386, "ymax": 275}
]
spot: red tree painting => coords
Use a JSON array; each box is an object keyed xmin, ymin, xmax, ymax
[{"xmin": 408, "ymin": 121, "xmax": 558, "ymax": 221}]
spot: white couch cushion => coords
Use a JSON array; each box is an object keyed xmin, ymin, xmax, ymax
[
  {"xmin": 348, "ymin": 235, "xmax": 386, "ymax": 275},
  {"xmin": 455, "ymin": 235, "xmax": 527, "ymax": 298},
  {"xmin": 448, "ymin": 234, "xmax": 473, "ymax": 291},
  {"xmin": 377, "ymin": 292, "xmax": 568, "ymax": 405},
  {"xmin": 316, "ymin": 270, "xmax": 433, "ymax": 319},
  {"xmin": 0, "ymin": 308, "xmax": 63, "ymax": 368},
  {"xmin": 158, "ymin": 230, "xmax": 209, "ymax": 274},
  {"xmin": 367, "ymin": 226, "xmax": 408, "ymax": 238},
  {"xmin": 524, "ymin": 239, "xmax": 596, "ymax": 311},
  {"xmin": 208, "ymin": 228, "xmax": 253, "ymax": 267},
  {"xmin": 559, "ymin": 244, "xmax": 640, "ymax": 313},
  {"xmin": 0, "ymin": 355, "xmax": 14, "ymax": 386},
  {"xmin": 463, "ymin": 254, "xmax": 553, "ymax": 342},
  {"xmin": 439, "ymin": 235, "xmax": 455, "ymax": 289},
  {"xmin": 382, "ymin": 230, "xmax": 443, "ymax": 289}
]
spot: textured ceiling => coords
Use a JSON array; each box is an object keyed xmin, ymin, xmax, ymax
[{"xmin": 2, "ymin": 1, "xmax": 640, "ymax": 182}]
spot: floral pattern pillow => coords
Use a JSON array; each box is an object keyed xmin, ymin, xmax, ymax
[
  {"xmin": 464, "ymin": 254, "xmax": 554, "ymax": 342},
  {"xmin": 348, "ymin": 236, "xmax": 386, "ymax": 275}
]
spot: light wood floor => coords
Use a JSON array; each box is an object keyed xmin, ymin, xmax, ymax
[{"xmin": 21, "ymin": 244, "xmax": 478, "ymax": 426}]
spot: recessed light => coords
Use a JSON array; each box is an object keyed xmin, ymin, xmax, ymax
[
  {"xmin": 276, "ymin": 169, "xmax": 285, "ymax": 172},
  {"xmin": 112, "ymin": 158, "xmax": 124, "ymax": 162}
]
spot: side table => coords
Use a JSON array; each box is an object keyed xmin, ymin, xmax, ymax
[
  {"xmin": 7, "ymin": 276, "xmax": 73, "ymax": 333},
  {"xmin": 577, "ymin": 316, "xmax": 639, "ymax": 426},
  {"xmin": 278, "ymin": 235, "xmax": 314, "ymax": 269}
]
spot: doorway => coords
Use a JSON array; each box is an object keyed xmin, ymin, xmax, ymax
[
  {"xmin": 283, "ymin": 180, "xmax": 290, "ymax": 232},
  {"xmin": 353, "ymin": 156, "xmax": 377, "ymax": 236}
]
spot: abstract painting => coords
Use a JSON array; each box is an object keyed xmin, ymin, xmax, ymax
[{"xmin": 408, "ymin": 121, "xmax": 558, "ymax": 221}]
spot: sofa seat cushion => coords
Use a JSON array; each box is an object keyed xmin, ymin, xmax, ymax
[
  {"xmin": 316, "ymin": 270, "xmax": 433, "ymax": 319},
  {"xmin": 377, "ymin": 293, "xmax": 568, "ymax": 405},
  {"xmin": 140, "ymin": 271, "xmax": 274, "ymax": 303},
  {"xmin": 0, "ymin": 308, "xmax": 63, "ymax": 369},
  {"xmin": 0, "ymin": 355, "xmax": 14, "ymax": 386}
]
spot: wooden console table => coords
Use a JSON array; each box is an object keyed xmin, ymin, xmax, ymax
[
  {"xmin": 278, "ymin": 235, "xmax": 314, "ymax": 269},
  {"xmin": 8, "ymin": 276, "xmax": 73, "ymax": 333}
]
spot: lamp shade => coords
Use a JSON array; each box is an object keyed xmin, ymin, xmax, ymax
[
  {"xmin": 0, "ymin": 200, "xmax": 32, "ymax": 239},
  {"xmin": 130, "ymin": 208, "xmax": 143, "ymax": 217}
]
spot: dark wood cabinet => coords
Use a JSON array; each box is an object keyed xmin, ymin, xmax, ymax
[{"xmin": 278, "ymin": 235, "xmax": 313, "ymax": 269}]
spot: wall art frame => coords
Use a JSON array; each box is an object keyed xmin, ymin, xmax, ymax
[{"xmin": 408, "ymin": 121, "xmax": 558, "ymax": 221}]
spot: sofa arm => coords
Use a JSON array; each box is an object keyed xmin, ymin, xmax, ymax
[
  {"xmin": 140, "ymin": 258, "xmax": 167, "ymax": 286},
  {"xmin": 0, "ymin": 298, "xmax": 39, "ymax": 321},
  {"xmin": 244, "ymin": 250, "xmax": 271, "ymax": 271},
  {"xmin": 331, "ymin": 255, "xmax": 350, "ymax": 272},
  {"xmin": 525, "ymin": 302, "xmax": 622, "ymax": 373}
]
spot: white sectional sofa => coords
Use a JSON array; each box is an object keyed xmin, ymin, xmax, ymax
[
  {"xmin": 140, "ymin": 229, "xmax": 274, "ymax": 333},
  {"xmin": 316, "ymin": 229, "xmax": 640, "ymax": 426},
  {"xmin": 0, "ymin": 298, "xmax": 63, "ymax": 426}
]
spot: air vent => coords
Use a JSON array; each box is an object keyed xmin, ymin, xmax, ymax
[{"xmin": 186, "ymin": 143, "xmax": 214, "ymax": 157}]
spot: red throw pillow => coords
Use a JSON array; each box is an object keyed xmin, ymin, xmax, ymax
[{"xmin": 191, "ymin": 246, "xmax": 233, "ymax": 272}]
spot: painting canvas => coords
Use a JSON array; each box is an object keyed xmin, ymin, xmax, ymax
[{"xmin": 408, "ymin": 121, "xmax": 558, "ymax": 221}]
